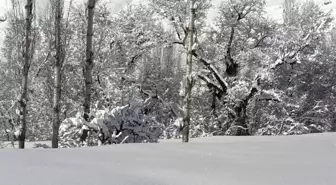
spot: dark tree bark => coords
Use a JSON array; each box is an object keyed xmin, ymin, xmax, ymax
[
  {"xmin": 83, "ymin": 0, "xmax": 95, "ymax": 121},
  {"xmin": 192, "ymin": 51, "xmax": 228, "ymax": 96},
  {"xmin": 225, "ymin": 26, "xmax": 238, "ymax": 76},
  {"xmin": 18, "ymin": 0, "xmax": 34, "ymax": 149},
  {"xmin": 232, "ymin": 84, "xmax": 259, "ymax": 136},
  {"xmin": 52, "ymin": 0, "xmax": 62, "ymax": 148}
]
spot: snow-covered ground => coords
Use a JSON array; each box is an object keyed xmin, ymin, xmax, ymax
[{"xmin": 1, "ymin": 133, "xmax": 335, "ymax": 185}]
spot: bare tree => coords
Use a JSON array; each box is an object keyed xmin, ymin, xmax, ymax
[
  {"xmin": 17, "ymin": 0, "xmax": 34, "ymax": 149},
  {"xmin": 83, "ymin": 0, "xmax": 96, "ymax": 121},
  {"xmin": 182, "ymin": 0, "xmax": 195, "ymax": 143},
  {"xmin": 52, "ymin": 0, "xmax": 63, "ymax": 148}
]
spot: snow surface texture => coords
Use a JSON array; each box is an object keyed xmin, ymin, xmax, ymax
[{"xmin": 0, "ymin": 133, "xmax": 335, "ymax": 185}]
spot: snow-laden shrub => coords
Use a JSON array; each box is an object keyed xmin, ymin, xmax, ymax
[
  {"xmin": 33, "ymin": 143, "xmax": 50, "ymax": 148},
  {"xmin": 59, "ymin": 115, "xmax": 88, "ymax": 148},
  {"xmin": 59, "ymin": 102, "xmax": 164, "ymax": 148},
  {"xmin": 255, "ymin": 118, "xmax": 330, "ymax": 136},
  {"xmin": 284, "ymin": 122, "xmax": 310, "ymax": 135},
  {"xmin": 161, "ymin": 118, "xmax": 181, "ymax": 139},
  {"xmin": 162, "ymin": 116, "xmax": 221, "ymax": 139}
]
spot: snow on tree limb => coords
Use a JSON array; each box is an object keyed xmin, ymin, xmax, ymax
[
  {"xmin": 258, "ymin": 89, "xmax": 282, "ymax": 102},
  {"xmin": 192, "ymin": 50, "xmax": 228, "ymax": 94},
  {"xmin": 271, "ymin": 10, "xmax": 332, "ymax": 70},
  {"xmin": 138, "ymin": 85, "xmax": 182, "ymax": 118},
  {"xmin": 198, "ymin": 74, "xmax": 223, "ymax": 96}
]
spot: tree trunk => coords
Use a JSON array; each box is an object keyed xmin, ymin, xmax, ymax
[
  {"xmin": 211, "ymin": 88, "xmax": 217, "ymax": 116},
  {"xmin": 182, "ymin": 0, "xmax": 195, "ymax": 143},
  {"xmin": 18, "ymin": 0, "xmax": 33, "ymax": 149},
  {"xmin": 52, "ymin": 0, "xmax": 62, "ymax": 148},
  {"xmin": 233, "ymin": 87, "xmax": 258, "ymax": 136},
  {"xmin": 234, "ymin": 106, "xmax": 250, "ymax": 136},
  {"xmin": 83, "ymin": 0, "xmax": 95, "ymax": 122},
  {"xmin": 225, "ymin": 26, "xmax": 238, "ymax": 76}
]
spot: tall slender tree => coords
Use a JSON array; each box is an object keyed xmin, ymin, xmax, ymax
[
  {"xmin": 17, "ymin": 0, "xmax": 34, "ymax": 149},
  {"xmin": 52, "ymin": 0, "xmax": 62, "ymax": 148},
  {"xmin": 83, "ymin": 0, "xmax": 96, "ymax": 121},
  {"xmin": 182, "ymin": 0, "xmax": 196, "ymax": 143}
]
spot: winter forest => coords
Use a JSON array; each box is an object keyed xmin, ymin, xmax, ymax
[{"xmin": 0, "ymin": 0, "xmax": 335, "ymax": 149}]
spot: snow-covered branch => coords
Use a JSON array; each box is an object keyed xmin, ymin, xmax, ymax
[
  {"xmin": 192, "ymin": 50, "xmax": 228, "ymax": 95},
  {"xmin": 198, "ymin": 74, "xmax": 223, "ymax": 98}
]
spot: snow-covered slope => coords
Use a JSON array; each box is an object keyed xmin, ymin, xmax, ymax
[{"xmin": 1, "ymin": 133, "xmax": 335, "ymax": 185}]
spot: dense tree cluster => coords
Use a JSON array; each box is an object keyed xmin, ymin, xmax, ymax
[{"xmin": 0, "ymin": 0, "xmax": 335, "ymax": 148}]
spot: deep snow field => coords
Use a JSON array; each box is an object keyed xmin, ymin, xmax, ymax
[{"xmin": 0, "ymin": 133, "xmax": 335, "ymax": 185}]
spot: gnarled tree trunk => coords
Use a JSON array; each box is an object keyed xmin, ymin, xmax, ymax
[{"xmin": 231, "ymin": 87, "xmax": 259, "ymax": 136}]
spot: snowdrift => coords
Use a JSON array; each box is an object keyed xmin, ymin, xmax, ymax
[{"xmin": 0, "ymin": 133, "xmax": 335, "ymax": 185}]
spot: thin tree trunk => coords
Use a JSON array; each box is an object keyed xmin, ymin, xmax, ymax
[
  {"xmin": 211, "ymin": 88, "xmax": 216, "ymax": 115},
  {"xmin": 83, "ymin": 0, "xmax": 95, "ymax": 121},
  {"xmin": 182, "ymin": 0, "xmax": 195, "ymax": 143},
  {"xmin": 278, "ymin": 121, "xmax": 285, "ymax": 135},
  {"xmin": 18, "ymin": 0, "xmax": 33, "ymax": 149},
  {"xmin": 52, "ymin": 0, "xmax": 62, "ymax": 148}
]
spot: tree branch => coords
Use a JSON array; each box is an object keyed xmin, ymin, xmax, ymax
[
  {"xmin": 252, "ymin": 35, "xmax": 268, "ymax": 49},
  {"xmin": 192, "ymin": 50, "xmax": 228, "ymax": 94},
  {"xmin": 257, "ymin": 97, "xmax": 281, "ymax": 102},
  {"xmin": 271, "ymin": 43, "xmax": 309, "ymax": 69},
  {"xmin": 138, "ymin": 85, "xmax": 180, "ymax": 117},
  {"xmin": 198, "ymin": 74, "xmax": 223, "ymax": 99}
]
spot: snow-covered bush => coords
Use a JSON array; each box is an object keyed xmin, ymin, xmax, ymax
[
  {"xmin": 161, "ymin": 118, "xmax": 181, "ymax": 139},
  {"xmin": 59, "ymin": 101, "xmax": 164, "ymax": 148},
  {"xmin": 58, "ymin": 115, "xmax": 88, "ymax": 148}
]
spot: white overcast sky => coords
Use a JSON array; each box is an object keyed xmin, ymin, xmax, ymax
[{"xmin": 0, "ymin": 0, "xmax": 335, "ymax": 48}]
